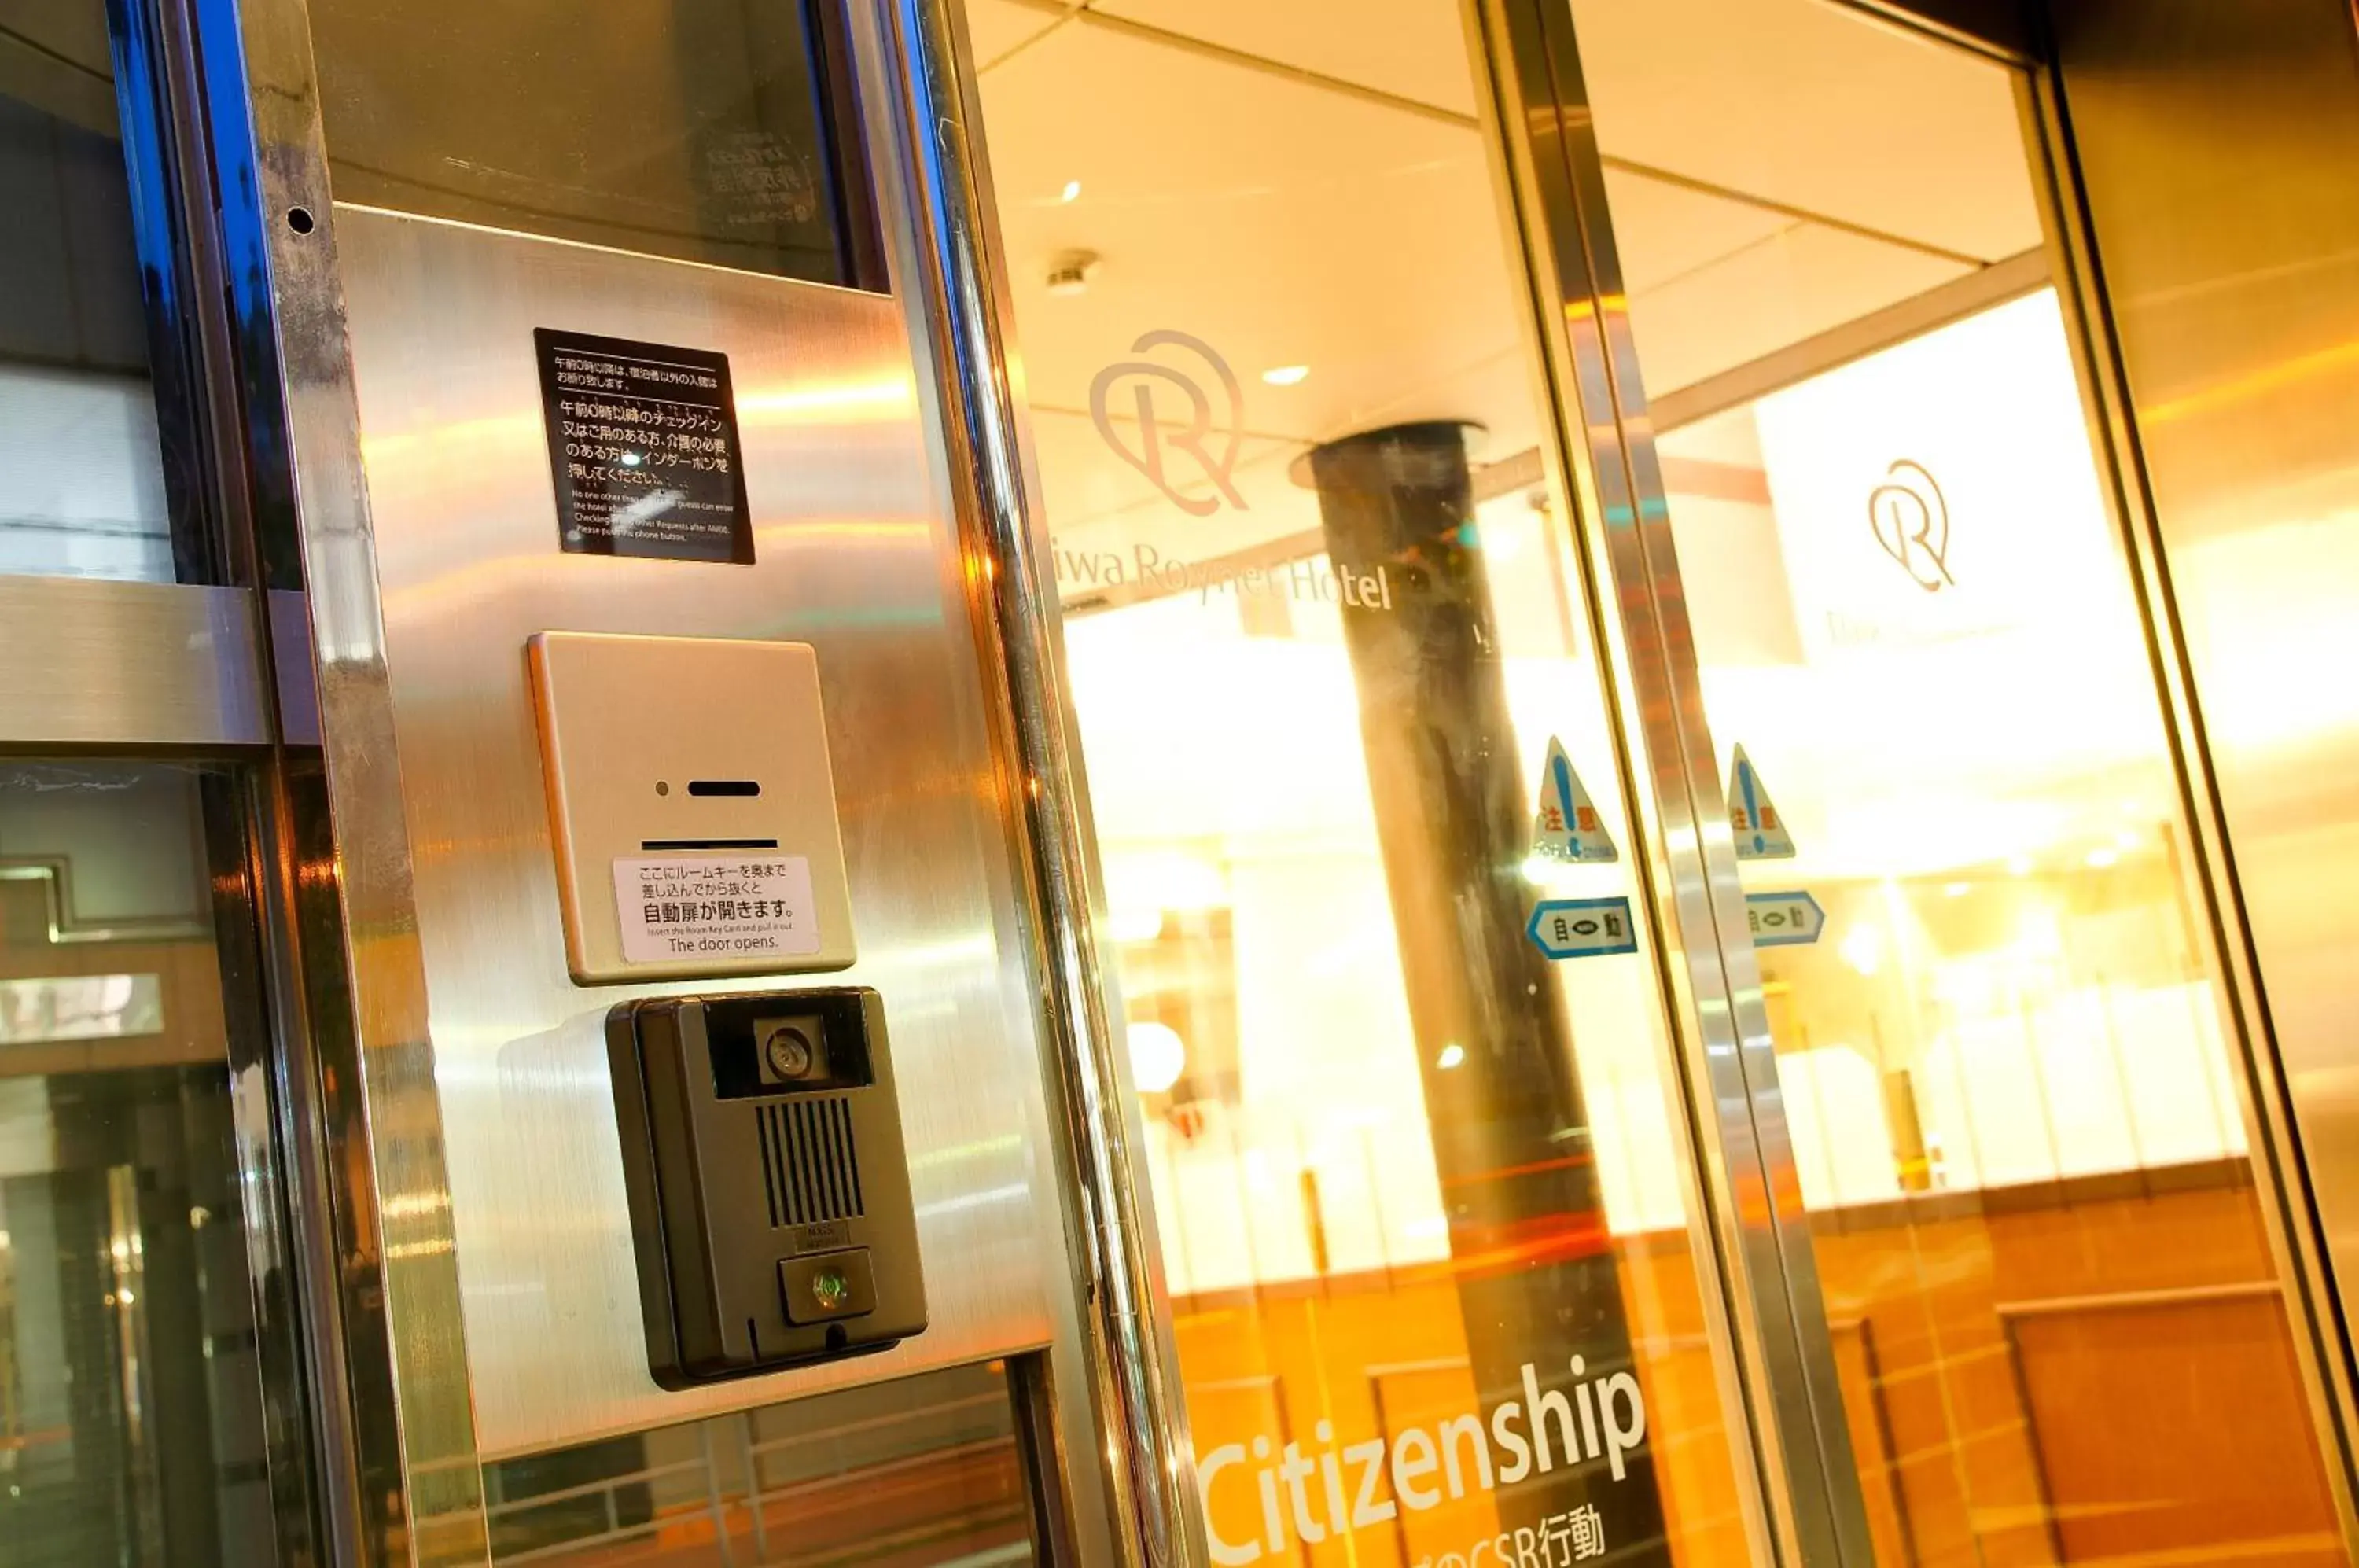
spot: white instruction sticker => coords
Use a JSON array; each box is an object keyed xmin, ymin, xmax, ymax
[{"xmin": 612, "ymin": 855, "xmax": 821, "ymax": 966}]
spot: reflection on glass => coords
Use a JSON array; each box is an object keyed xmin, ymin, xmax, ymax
[
  {"xmin": 978, "ymin": 2, "xmax": 1751, "ymax": 1561},
  {"xmin": 0, "ymin": 3, "xmax": 175, "ymax": 581},
  {"xmin": 1653, "ymin": 293, "xmax": 2340, "ymax": 1565},
  {"xmin": 480, "ymin": 1360, "xmax": 1035, "ymax": 1565},
  {"xmin": 0, "ymin": 974, "xmax": 164, "ymax": 1044},
  {"xmin": 1573, "ymin": 0, "xmax": 2344, "ymax": 1556},
  {"xmin": 0, "ymin": 763, "xmax": 274, "ymax": 1563},
  {"xmin": 308, "ymin": 0, "xmax": 871, "ymax": 286}
]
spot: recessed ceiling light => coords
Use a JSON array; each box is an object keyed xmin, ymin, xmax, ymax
[
  {"xmin": 1059, "ymin": 179, "xmax": 1082, "ymax": 203},
  {"xmin": 1261, "ymin": 364, "xmax": 1309, "ymax": 386}
]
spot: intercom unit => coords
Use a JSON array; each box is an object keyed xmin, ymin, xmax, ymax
[{"xmin": 608, "ymin": 987, "xmax": 926, "ymax": 1386}]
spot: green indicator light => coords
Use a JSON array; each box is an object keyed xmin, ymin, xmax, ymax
[{"xmin": 811, "ymin": 1268, "xmax": 849, "ymax": 1309}]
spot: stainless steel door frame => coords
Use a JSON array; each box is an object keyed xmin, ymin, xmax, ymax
[
  {"xmin": 124, "ymin": 0, "xmax": 492, "ymax": 1556},
  {"xmin": 0, "ymin": 580, "xmax": 270, "ymax": 750},
  {"xmin": 1464, "ymin": 1, "xmax": 1876, "ymax": 1562},
  {"xmin": 2022, "ymin": 1, "xmax": 2359, "ymax": 1545},
  {"xmin": 108, "ymin": 19, "xmax": 403, "ymax": 1540},
  {"xmin": 800, "ymin": 2, "xmax": 1206, "ymax": 1562}
]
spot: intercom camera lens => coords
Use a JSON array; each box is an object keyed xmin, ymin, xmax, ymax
[
  {"xmin": 763, "ymin": 1026, "xmax": 815, "ymax": 1080},
  {"xmin": 811, "ymin": 1267, "xmax": 850, "ymax": 1309}
]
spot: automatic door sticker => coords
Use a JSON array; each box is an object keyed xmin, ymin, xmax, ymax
[
  {"xmin": 1727, "ymin": 745, "xmax": 1795, "ymax": 860},
  {"xmin": 613, "ymin": 854, "xmax": 822, "ymax": 965},
  {"xmin": 1532, "ymin": 737, "xmax": 1619, "ymax": 864},
  {"xmin": 1744, "ymin": 890, "xmax": 1824, "ymax": 948},
  {"xmin": 1088, "ymin": 329, "xmax": 1248, "ymax": 517},
  {"xmin": 1528, "ymin": 896, "xmax": 1640, "ymax": 960}
]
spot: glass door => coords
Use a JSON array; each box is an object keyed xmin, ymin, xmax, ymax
[
  {"xmin": 963, "ymin": 1, "xmax": 1783, "ymax": 1562},
  {"xmin": 0, "ymin": 764, "xmax": 280, "ymax": 1566},
  {"xmin": 0, "ymin": 0, "xmax": 178, "ymax": 584},
  {"xmin": 961, "ymin": 0, "xmax": 2355, "ymax": 1564},
  {"xmin": 1550, "ymin": 0, "xmax": 2353, "ymax": 1563}
]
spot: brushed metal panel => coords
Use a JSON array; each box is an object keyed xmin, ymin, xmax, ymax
[
  {"xmin": 334, "ymin": 206, "xmax": 1065, "ymax": 1456},
  {"xmin": 2052, "ymin": 0, "xmax": 2359, "ymax": 1474},
  {"xmin": 0, "ymin": 578, "xmax": 267, "ymax": 749}
]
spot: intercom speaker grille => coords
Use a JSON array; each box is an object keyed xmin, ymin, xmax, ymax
[{"xmin": 756, "ymin": 1095, "xmax": 865, "ymax": 1226}]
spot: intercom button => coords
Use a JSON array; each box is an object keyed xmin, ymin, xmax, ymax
[{"xmin": 779, "ymin": 1247, "xmax": 878, "ymax": 1324}]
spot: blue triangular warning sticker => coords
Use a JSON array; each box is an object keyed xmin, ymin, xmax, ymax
[
  {"xmin": 1728, "ymin": 744, "xmax": 1796, "ymax": 859},
  {"xmin": 1533, "ymin": 738, "xmax": 1619, "ymax": 864}
]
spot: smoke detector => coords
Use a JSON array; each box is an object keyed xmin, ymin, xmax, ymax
[{"xmin": 1045, "ymin": 249, "xmax": 1101, "ymax": 297}]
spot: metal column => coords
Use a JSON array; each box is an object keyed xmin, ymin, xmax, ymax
[{"xmin": 1311, "ymin": 420, "xmax": 1673, "ymax": 1558}]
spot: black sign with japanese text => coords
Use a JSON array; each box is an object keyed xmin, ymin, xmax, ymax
[{"xmin": 534, "ymin": 329, "xmax": 755, "ymax": 563}]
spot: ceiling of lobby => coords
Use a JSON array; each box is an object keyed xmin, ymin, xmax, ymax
[{"xmin": 962, "ymin": 0, "xmax": 2044, "ymax": 561}]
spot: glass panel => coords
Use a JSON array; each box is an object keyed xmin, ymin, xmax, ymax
[
  {"xmin": 0, "ymin": 3, "xmax": 175, "ymax": 582},
  {"xmin": 307, "ymin": 0, "xmax": 873, "ymax": 287},
  {"xmin": 1571, "ymin": 2, "xmax": 2346, "ymax": 1562},
  {"xmin": 0, "ymin": 763, "xmax": 278, "ymax": 1564},
  {"xmin": 973, "ymin": 4, "xmax": 1750, "ymax": 1562},
  {"xmin": 480, "ymin": 1360, "xmax": 1036, "ymax": 1565}
]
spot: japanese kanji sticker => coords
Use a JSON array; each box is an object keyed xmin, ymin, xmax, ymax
[
  {"xmin": 534, "ymin": 329, "xmax": 755, "ymax": 564},
  {"xmin": 613, "ymin": 856, "xmax": 822, "ymax": 966}
]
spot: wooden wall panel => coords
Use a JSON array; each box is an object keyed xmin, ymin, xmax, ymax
[
  {"xmin": 1161, "ymin": 1165, "xmax": 2339, "ymax": 1568},
  {"xmin": 2008, "ymin": 1291, "xmax": 2339, "ymax": 1563},
  {"xmin": 1828, "ymin": 1318, "xmax": 1916, "ymax": 1568}
]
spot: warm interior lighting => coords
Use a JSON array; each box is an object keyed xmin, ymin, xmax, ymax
[
  {"xmin": 1260, "ymin": 365, "xmax": 1310, "ymax": 386},
  {"xmin": 1437, "ymin": 1043, "xmax": 1466, "ymax": 1069},
  {"xmin": 1104, "ymin": 849, "xmax": 1226, "ymax": 916},
  {"xmin": 1128, "ymin": 1021, "xmax": 1187, "ymax": 1095},
  {"xmin": 1059, "ymin": 179, "xmax": 1081, "ymax": 202},
  {"xmin": 1519, "ymin": 852, "xmax": 1588, "ymax": 891},
  {"xmin": 1106, "ymin": 906, "xmax": 1165, "ymax": 944},
  {"xmin": 2013, "ymin": 907, "xmax": 2065, "ymax": 959},
  {"xmin": 0, "ymin": 973, "xmax": 164, "ymax": 1044}
]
